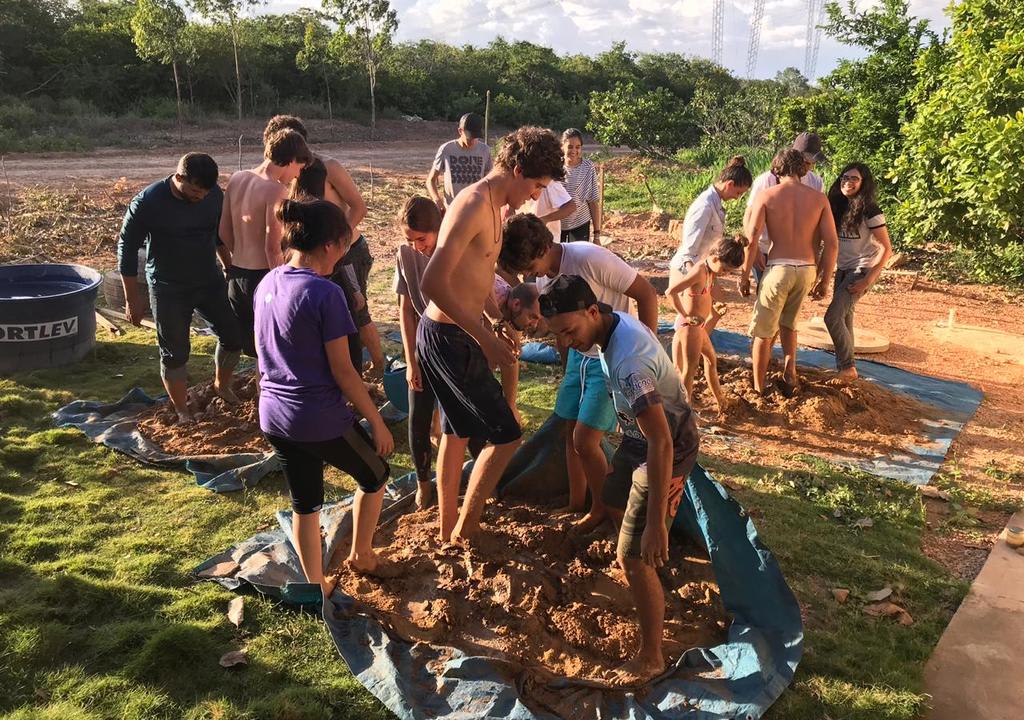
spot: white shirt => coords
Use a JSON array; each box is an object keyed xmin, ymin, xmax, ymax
[
  {"xmin": 535, "ymin": 243, "xmax": 637, "ymax": 357},
  {"xmin": 746, "ymin": 170, "xmax": 825, "ymax": 254},
  {"xmin": 670, "ymin": 185, "xmax": 725, "ymax": 270},
  {"xmin": 529, "ymin": 181, "xmax": 573, "ymax": 241}
]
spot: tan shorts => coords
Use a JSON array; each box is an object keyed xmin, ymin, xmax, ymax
[{"xmin": 749, "ymin": 264, "xmax": 816, "ymax": 338}]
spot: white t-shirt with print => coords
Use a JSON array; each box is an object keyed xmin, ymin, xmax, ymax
[
  {"xmin": 530, "ymin": 181, "xmax": 573, "ymax": 242},
  {"xmin": 837, "ymin": 205, "xmax": 887, "ymax": 270}
]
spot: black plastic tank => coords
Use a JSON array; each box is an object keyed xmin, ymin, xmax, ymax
[{"xmin": 0, "ymin": 263, "xmax": 103, "ymax": 374}]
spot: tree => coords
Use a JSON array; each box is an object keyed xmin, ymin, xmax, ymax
[
  {"xmin": 773, "ymin": 67, "xmax": 810, "ymax": 96},
  {"xmin": 322, "ymin": 0, "xmax": 397, "ymax": 134},
  {"xmin": 894, "ymin": 0, "xmax": 1024, "ymax": 284},
  {"xmin": 130, "ymin": 0, "xmax": 190, "ymax": 139},
  {"xmin": 588, "ymin": 82, "xmax": 691, "ymax": 158},
  {"xmin": 295, "ymin": 11, "xmax": 335, "ymax": 119},
  {"xmin": 189, "ymin": 0, "xmax": 261, "ymax": 122}
]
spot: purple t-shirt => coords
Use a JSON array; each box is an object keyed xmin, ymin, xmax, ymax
[{"xmin": 255, "ymin": 265, "xmax": 357, "ymax": 441}]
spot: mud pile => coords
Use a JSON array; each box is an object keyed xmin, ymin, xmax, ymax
[
  {"xmin": 136, "ymin": 373, "xmax": 267, "ymax": 456},
  {"xmin": 334, "ymin": 500, "xmax": 729, "ymax": 687},
  {"xmin": 694, "ymin": 357, "xmax": 940, "ymax": 458}
]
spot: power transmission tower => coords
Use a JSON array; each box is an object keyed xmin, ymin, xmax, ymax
[
  {"xmin": 745, "ymin": 0, "xmax": 766, "ymax": 79},
  {"xmin": 810, "ymin": 0, "xmax": 826, "ymax": 80},
  {"xmin": 804, "ymin": 0, "xmax": 819, "ymax": 78},
  {"xmin": 712, "ymin": 0, "xmax": 725, "ymax": 65}
]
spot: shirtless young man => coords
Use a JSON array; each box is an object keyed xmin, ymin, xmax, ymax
[
  {"xmin": 220, "ymin": 129, "xmax": 310, "ymax": 356},
  {"xmin": 262, "ymin": 114, "xmax": 385, "ymax": 377},
  {"xmin": 418, "ymin": 126, "xmax": 565, "ymax": 544},
  {"xmin": 500, "ymin": 213, "xmax": 658, "ymax": 533},
  {"xmin": 740, "ymin": 148, "xmax": 838, "ymax": 395}
]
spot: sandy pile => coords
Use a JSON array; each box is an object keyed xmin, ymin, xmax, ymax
[
  {"xmin": 333, "ymin": 500, "xmax": 729, "ymax": 689},
  {"xmin": 693, "ymin": 357, "xmax": 941, "ymax": 458},
  {"xmin": 136, "ymin": 373, "xmax": 267, "ymax": 456},
  {"xmin": 604, "ymin": 210, "xmax": 671, "ymax": 232},
  {"xmin": 136, "ymin": 373, "xmax": 388, "ymax": 457}
]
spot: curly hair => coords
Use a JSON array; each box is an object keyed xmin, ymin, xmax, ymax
[
  {"xmin": 499, "ymin": 213, "xmax": 553, "ymax": 272},
  {"xmin": 264, "ymin": 114, "xmax": 308, "ymax": 143},
  {"xmin": 828, "ymin": 162, "xmax": 879, "ymax": 236},
  {"xmin": 495, "ymin": 127, "xmax": 566, "ymax": 181},
  {"xmin": 770, "ymin": 148, "xmax": 809, "ymax": 178}
]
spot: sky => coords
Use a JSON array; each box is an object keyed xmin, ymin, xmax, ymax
[{"xmin": 263, "ymin": 0, "xmax": 951, "ymax": 80}]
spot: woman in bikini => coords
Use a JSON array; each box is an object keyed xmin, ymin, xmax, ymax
[{"xmin": 665, "ymin": 235, "xmax": 748, "ymax": 415}]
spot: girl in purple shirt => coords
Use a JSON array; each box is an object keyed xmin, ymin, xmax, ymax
[{"xmin": 255, "ymin": 198, "xmax": 395, "ymax": 600}]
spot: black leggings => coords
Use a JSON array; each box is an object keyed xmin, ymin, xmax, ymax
[
  {"xmin": 265, "ymin": 424, "xmax": 390, "ymax": 514},
  {"xmin": 408, "ymin": 382, "xmax": 486, "ymax": 483}
]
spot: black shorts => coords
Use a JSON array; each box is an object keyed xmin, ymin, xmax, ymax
[
  {"xmin": 264, "ymin": 424, "xmax": 390, "ymax": 514},
  {"xmin": 226, "ymin": 266, "xmax": 269, "ymax": 357},
  {"xmin": 415, "ymin": 316, "xmax": 521, "ymax": 445},
  {"xmin": 560, "ymin": 221, "xmax": 591, "ymax": 243}
]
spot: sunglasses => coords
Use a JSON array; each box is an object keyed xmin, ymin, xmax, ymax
[{"xmin": 840, "ymin": 174, "xmax": 862, "ymax": 184}]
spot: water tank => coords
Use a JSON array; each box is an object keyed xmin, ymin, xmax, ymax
[{"xmin": 0, "ymin": 263, "xmax": 103, "ymax": 374}]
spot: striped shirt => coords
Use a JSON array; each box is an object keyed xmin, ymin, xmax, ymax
[{"xmin": 561, "ymin": 159, "xmax": 599, "ymax": 231}]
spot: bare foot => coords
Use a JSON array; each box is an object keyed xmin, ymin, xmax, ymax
[
  {"xmin": 175, "ymin": 410, "xmax": 195, "ymax": 425},
  {"xmin": 415, "ymin": 481, "xmax": 435, "ymax": 511},
  {"xmin": 572, "ymin": 509, "xmax": 608, "ymax": 534},
  {"xmin": 607, "ymin": 653, "xmax": 665, "ymax": 687},
  {"xmin": 346, "ymin": 551, "xmax": 403, "ymax": 578},
  {"xmin": 553, "ymin": 504, "xmax": 586, "ymax": 516},
  {"xmin": 775, "ymin": 377, "xmax": 799, "ymax": 398},
  {"xmin": 836, "ymin": 367, "xmax": 859, "ymax": 382},
  {"xmin": 214, "ymin": 382, "xmax": 241, "ymax": 405},
  {"xmin": 449, "ymin": 522, "xmax": 482, "ymax": 547}
]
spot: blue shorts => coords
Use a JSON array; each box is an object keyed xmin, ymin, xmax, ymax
[{"xmin": 554, "ymin": 349, "xmax": 617, "ymax": 433}]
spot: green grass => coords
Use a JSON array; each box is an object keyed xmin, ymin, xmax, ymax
[
  {"xmin": 0, "ymin": 326, "xmax": 970, "ymax": 719},
  {"xmin": 600, "ymin": 147, "xmax": 774, "ymax": 231}
]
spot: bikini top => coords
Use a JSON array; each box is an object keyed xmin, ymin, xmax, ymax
[{"xmin": 688, "ymin": 260, "xmax": 716, "ymax": 297}]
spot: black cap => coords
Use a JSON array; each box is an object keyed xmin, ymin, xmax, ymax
[
  {"xmin": 539, "ymin": 275, "xmax": 613, "ymax": 318},
  {"xmin": 459, "ymin": 112, "xmax": 485, "ymax": 140},
  {"xmin": 793, "ymin": 132, "xmax": 826, "ymax": 164}
]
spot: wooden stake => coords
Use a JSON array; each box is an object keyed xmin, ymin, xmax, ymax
[
  {"xmin": 94, "ymin": 310, "xmax": 123, "ymax": 336},
  {"xmin": 484, "ymin": 90, "xmax": 491, "ymax": 146},
  {"xmin": 598, "ymin": 163, "xmax": 605, "ymax": 237}
]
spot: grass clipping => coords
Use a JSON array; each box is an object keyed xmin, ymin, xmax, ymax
[
  {"xmin": 698, "ymin": 357, "xmax": 942, "ymax": 459},
  {"xmin": 334, "ymin": 500, "xmax": 728, "ymax": 692}
]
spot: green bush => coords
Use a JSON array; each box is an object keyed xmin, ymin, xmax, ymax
[
  {"xmin": 588, "ymin": 82, "xmax": 693, "ymax": 157},
  {"xmin": 893, "ymin": 0, "xmax": 1024, "ymax": 285}
]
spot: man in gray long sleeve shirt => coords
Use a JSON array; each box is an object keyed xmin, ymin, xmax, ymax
[{"xmin": 117, "ymin": 152, "xmax": 242, "ymax": 423}]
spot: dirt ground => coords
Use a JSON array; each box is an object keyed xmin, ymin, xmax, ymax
[
  {"xmin": 333, "ymin": 499, "xmax": 727, "ymax": 697},
  {"xmin": 2, "ymin": 144, "xmax": 1021, "ymax": 582}
]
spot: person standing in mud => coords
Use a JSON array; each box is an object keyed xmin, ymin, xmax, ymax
[
  {"xmin": 539, "ymin": 274, "xmax": 699, "ymax": 685},
  {"xmin": 255, "ymin": 197, "xmax": 394, "ymax": 599},
  {"xmin": 262, "ymin": 114, "xmax": 386, "ymax": 379},
  {"xmin": 500, "ymin": 213, "xmax": 659, "ymax": 534},
  {"xmin": 220, "ymin": 128, "xmax": 311, "ymax": 357},
  {"xmin": 418, "ymin": 126, "xmax": 565, "ymax": 545},
  {"xmin": 740, "ymin": 148, "xmax": 838, "ymax": 396},
  {"xmin": 117, "ymin": 152, "xmax": 243, "ymax": 424}
]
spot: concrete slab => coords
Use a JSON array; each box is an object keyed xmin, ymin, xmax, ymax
[{"xmin": 924, "ymin": 511, "xmax": 1024, "ymax": 720}]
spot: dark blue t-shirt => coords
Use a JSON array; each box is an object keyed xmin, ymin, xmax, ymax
[{"xmin": 117, "ymin": 177, "xmax": 224, "ymax": 287}]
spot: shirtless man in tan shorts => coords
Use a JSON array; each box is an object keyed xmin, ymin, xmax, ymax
[
  {"xmin": 418, "ymin": 126, "xmax": 566, "ymax": 544},
  {"xmin": 740, "ymin": 148, "xmax": 838, "ymax": 395},
  {"xmin": 220, "ymin": 129, "xmax": 310, "ymax": 356}
]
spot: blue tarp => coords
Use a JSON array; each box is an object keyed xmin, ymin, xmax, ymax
[
  {"xmin": 196, "ymin": 467, "xmax": 802, "ymax": 720},
  {"xmin": 52, "ymin": 388, "xmax": 279, "ymax": 492}
]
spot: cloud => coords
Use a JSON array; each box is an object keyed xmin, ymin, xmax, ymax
[{"xmin": 266, "ymin": 0, "xmax": 952, "ymax": 79}]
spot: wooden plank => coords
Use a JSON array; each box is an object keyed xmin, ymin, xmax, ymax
[
  {"xmin": 97, "ymin": 307, "xmax": 159, "ymax": 333},
  {"xmin": 94, "ymin": 310, "xmax": 123, "ymax": 336}
]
